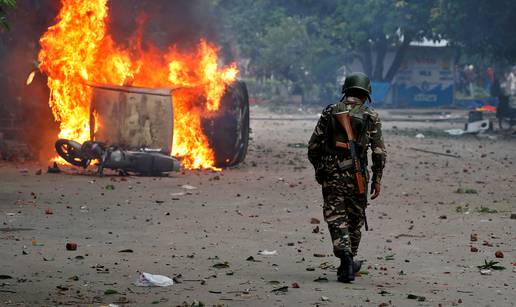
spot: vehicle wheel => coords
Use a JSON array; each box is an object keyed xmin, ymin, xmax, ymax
[
  {"xmin": 55, "ymin": 139, "xmax": 87, "ymax": 167},
  {"xmin": 202, "ymin": 81, "xmax": 250, "ymax": 167}
]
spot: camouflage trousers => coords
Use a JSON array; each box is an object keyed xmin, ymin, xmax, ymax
[{"xmin": 321, "ymin": 171, "xmax": 366, "ymax": 257}]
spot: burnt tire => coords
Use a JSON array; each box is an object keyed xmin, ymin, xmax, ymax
[
  {"xmin": 203, "ymin": 81, "xmax": 250, "ymax": 167},
  {"xmin": 55, "ymin": 139, "xmax": 88, "ymax": 167}
]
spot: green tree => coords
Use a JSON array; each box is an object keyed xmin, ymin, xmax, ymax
[
  {"xmin": 255, "ymin": 17, "xmax": 310, "ymax": 80},
  {"xmin": 216, "ymin": 0, "xmax": 345, "ymax": 100},
  {"xmin": 216, "ymin": 0, "xmax": 287, "ymax": 61},
  {"xmin": 322, "ymin": 0, "xmax": 437, "ymax": 82},
  {"xmin": 0, "ymin": 0, "xmax": 16, "ymax": 31},
  {"xmin": 216, "ymin": 0, "xmax": 441, "ymax": 99},
  {"xmin": 432, "ymin": 0, "xmax": 516, "ymax": 62}
]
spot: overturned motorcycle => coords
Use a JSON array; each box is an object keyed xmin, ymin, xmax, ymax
[{"xmin": 55, "ymin": 139, "xmax": 180, "ymax": 176}]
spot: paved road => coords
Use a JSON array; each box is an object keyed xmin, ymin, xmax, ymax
[{"xmin": 1, "ymin": 111, "xmax": 515, "ymax": 306}]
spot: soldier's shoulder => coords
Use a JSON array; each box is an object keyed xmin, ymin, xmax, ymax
[
  {"xmin": 320, "ymin": 104, "xmax": 336, "ymax": 117},
  {"xmin": 364, "ymin": 105, "xmax": 381, "ymax": 122},
  {"xmin": 323, "ymin": 103, "xmax": 336, "ymax": 113}
]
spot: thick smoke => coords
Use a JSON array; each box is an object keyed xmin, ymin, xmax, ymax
[
  {"xmin": 109, "ymin": 0, "xmax": 220, "ymax": 52},
  {"xmin": 0, "ymin": 0, "xmax": 225, "ymax": 161},
  {"xmin": 0, "ymin": 1, "xmax": 59, "ymax": 161}
]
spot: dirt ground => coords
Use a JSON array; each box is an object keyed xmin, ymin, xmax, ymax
[{"xmin": 0, "ymin": 107, "xmax": 515, "ymax": 307}]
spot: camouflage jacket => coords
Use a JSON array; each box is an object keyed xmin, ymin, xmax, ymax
[{"xmin": 307, "ymin": 97, "xmax": 386, "ymax": 184}]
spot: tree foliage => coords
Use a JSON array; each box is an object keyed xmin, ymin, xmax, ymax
[
  {"xmin": 216, "ymin": 0, "xmax": 337, "ymax": 99},
  {"xmin": 216, "ymin": 0, "xmax": 438, "ymax": 94},
  {"xmin": 0, "ymin": 0, "xmax": 16, "ymax": 31},
  {"xmin": 432, "ymin": 0, "xmax": 516, "ymax": 62},
  {"xmin": 326, "ymin": 0, "xmax": 437, "ymax": 81}
]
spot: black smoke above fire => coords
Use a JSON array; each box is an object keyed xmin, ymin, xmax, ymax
[{"xmin": 109, "ymin": 0, "xmax": 220, "ymax": 51}]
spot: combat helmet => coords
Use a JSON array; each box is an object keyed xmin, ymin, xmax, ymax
[{"xmin": 341, "ymin": 72, "xmax": 372, "ymax": 101}]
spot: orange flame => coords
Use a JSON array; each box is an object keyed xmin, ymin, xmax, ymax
[{"xmin": 38, "ymin": 0, "xmax": 238, "ymax": 169}]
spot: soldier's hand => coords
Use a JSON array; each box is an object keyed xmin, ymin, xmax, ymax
[{"xmin": 370, "ymin": 182, "xmax": 381, "ymax": 200}]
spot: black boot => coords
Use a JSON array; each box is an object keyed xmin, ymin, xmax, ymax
[
  {"xmin": 353, "ymin": 260, "xmax": 363, "ymax": 274},
  {"xmin": 336, "ymin": 255, "xmax": 363, "ymax": 275},
  {"xmin": 337, "ymin": 259, "xmax": 362, "ymax": 279},
  {"xmin": 337, "ymin": 253, "xmax": 355, "ymax": 283}
]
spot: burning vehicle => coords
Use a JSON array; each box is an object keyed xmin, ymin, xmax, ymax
[{"xmin": 38, "ymin": 0, "xmax": 249, "ymax": 171}]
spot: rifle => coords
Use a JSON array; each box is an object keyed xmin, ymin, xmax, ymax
[{"xmin": 334, "ymin": 111, "xmax": 369, "ymax": 231}]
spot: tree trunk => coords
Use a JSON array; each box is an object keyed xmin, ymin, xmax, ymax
[
  {"xmin": 373, "ymin": 38, "xmax": 388, "ymax": 81},
  {"xmin": 357, "ymin": 44, "xmax": 373, "ymax": 77},
  {"xmin": 384, "ymin": 34, "xmax": 412, "ymax": 83}
]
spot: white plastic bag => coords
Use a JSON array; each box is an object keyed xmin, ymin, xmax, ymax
[
  {"xmin": 134, "ymin": 272, "xmax": 174, "ymax": 287},
  {"xmin": 181, "ymin": 185, "xmax": 197, "ymax": 190},
  {"xmin": 445, "ymin": 129, "xmax": 465, "ymax": 136},
  {"xmin": 258, "ymin": 250, "xmax": 278, "ymax": 256}
]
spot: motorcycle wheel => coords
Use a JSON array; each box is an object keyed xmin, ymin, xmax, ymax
[{"xmin": 55, "ymin": 139, "xmax": 88, "ymax": 167}]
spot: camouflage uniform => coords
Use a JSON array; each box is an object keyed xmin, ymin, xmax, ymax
[{"xmin": 308, "ymin": 96, "xmax": 386, "ymax": 257}]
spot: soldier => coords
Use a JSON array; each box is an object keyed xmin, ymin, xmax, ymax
[{"xmin": 307, "ymin": 72, "xmax": 386, "ymax": 283}]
